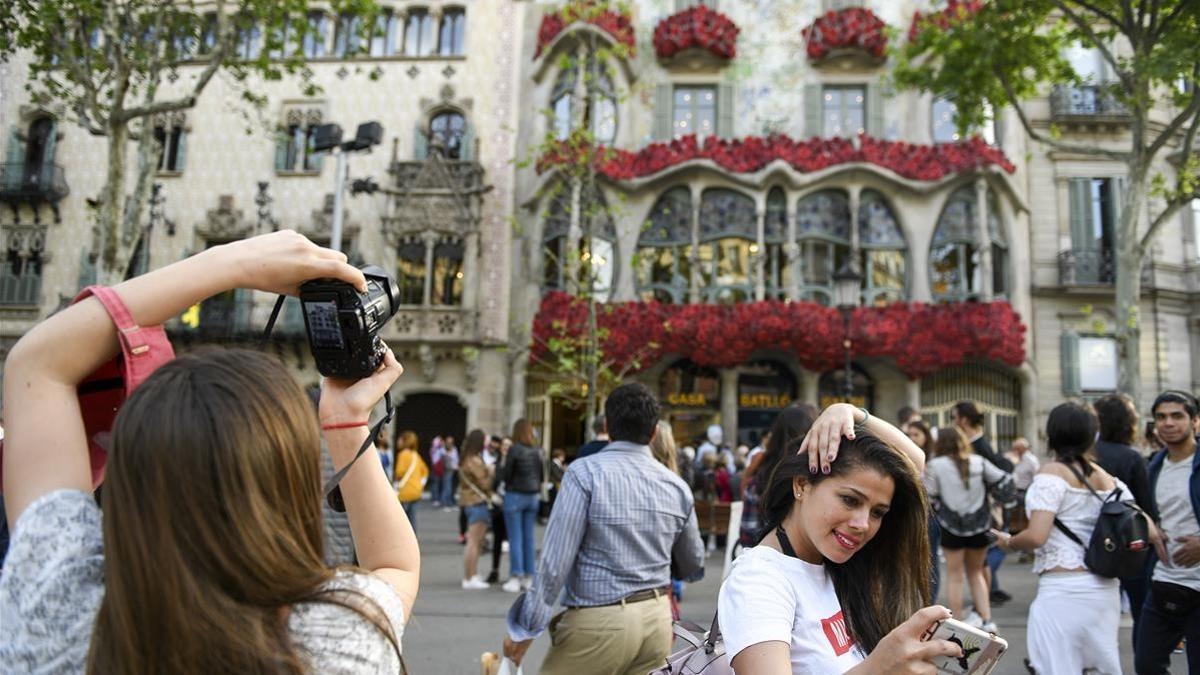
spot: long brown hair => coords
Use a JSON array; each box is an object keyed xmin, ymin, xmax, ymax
[
  {"xmin": 758, "ymin": 430, "xmax": 930, "ymax": 654},
  {"xmin": 89, "ymin": 349, "xmax": 398, "ymax": 674},
  {"xmin": 462, "ymin": 428, "xmax": 487, "ymax": 462},
  {"xmin": 933, "ymin": 425, "xmax": 972, "ymax": 487},
  {"xmin": 512, "ymin": 418, "xmax": 537, "ymax": 447}
]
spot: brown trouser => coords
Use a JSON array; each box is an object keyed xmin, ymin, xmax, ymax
[{"xmin": 539, "ymin": 594, "xmax": 672, "ymax": 675}]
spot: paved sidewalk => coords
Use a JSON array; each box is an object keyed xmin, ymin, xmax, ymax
[{"xmin": 401, "ymin": 502, "xmax": 1174, "ymax": 673}]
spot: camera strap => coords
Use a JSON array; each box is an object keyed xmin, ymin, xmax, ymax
[{"xmin": 261, "ymin": 294, "xmax": 395, "ymax": 513}]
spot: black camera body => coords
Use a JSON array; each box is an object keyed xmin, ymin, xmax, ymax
[{"xmin": 299, "ymin": 265, "xmax": 399, "ymax": 379}]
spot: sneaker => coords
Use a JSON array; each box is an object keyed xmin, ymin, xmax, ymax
[
  {"xmin": 980, "ymin": 620, "xmax": 998, "ymax": 634},
  {"xmin": 520, "ymin": 576, "xmax": 534, "ymax": 591},
  {"xmin": 501, "ymin": 541, "xmax": 509, "ymax": 553},
  {"xmin": 462, "ymin": 577, "xmax": 490, "ymax": 590},
  {"xmin": 990, "ymin": 589, "xmax": 1011, "ymax": 606},
  {"xmin": 502, "ymin": 577, "xmax": 522, "ymax": 593},
  {"xmin": 486, "ymin": 570, "xmax": 499, "ymax": 584},
  {"xmin": 964, "ymin": 611, "xmax": 984, "ymax": 628},
  {"xmin": 457, "ymin": 534, "xmax": 466, "ymax": 545}
]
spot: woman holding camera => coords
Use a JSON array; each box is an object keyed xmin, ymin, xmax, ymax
[
  {"xmin": 718, "ymin": 404, "xmax": 964, "ymax": 673},
  {"xmin": 0, "ymin": 231, "xmax": 417, "ymax": 673}
]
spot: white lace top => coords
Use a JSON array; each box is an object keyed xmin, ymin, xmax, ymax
[{"xmin": 1024, "ymin": 473, "xmax": 1134, "ymax": 574}]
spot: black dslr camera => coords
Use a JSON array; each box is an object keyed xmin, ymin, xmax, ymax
[{"xmin": 299, "ymin": 265, "xmax": 399, "ymax": 379}]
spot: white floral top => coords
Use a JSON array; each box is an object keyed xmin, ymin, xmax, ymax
[
  {"xmin": 1025, "ymin": 473, "xmax": 1134, "ymax": 574},
  {"xmin": 0, "ymin": 490, "xmax": 405, "ymax": 674}
]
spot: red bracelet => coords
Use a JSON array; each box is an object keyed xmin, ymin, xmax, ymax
[{"xmin": 322, "ymin": 421, "xmax": 369, "ymax": 431}]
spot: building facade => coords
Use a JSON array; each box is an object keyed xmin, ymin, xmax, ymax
[{"xmin": 1, "ymin": 0, "xmax": 1197, "ymax": 456}]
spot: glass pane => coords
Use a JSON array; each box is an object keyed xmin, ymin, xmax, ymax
[
  {"xmin": 844, "ymin": 87, "xmax": 865, "ymax": 135},
  {"xmin": 642, "ymin": 188, "xmax": 693, "ymax": 245},
  {"xmin": 859, "ymin": 191, "xmax": 904, "ymax": 247},
  {"xmin": 765, "ymin": 188, "xmax": 787, "ymax": 243},
  {"xmin": 591, "ymin": 96, "xmax": 617, "ymax": 144},
  {"xmin": 431, "ymin": 239, "xmax": 464, "ymax": 305},
  {"xmin": 584, "ymin": 238, "xmax": 614, "ymax": 302},
  {"xmin": 932, "ymin": 97, "xmax": 959, "ymax": 142},
  {"xmin": 695, "ymin": 243, "xmax": 715, "ymax": 287},
  {"xmin": 933, "ymin": 187, "xmax": 976, "ymax": 245},
  {"xmin": 699, "ymin": 189, "xmax": 756, "ymax": 241},
  {"xmin": 674, "ymin": 86, "xmax": 715, "ymax": 140},
  {"xmin": 992, "ymin": 245, "xmax": 1007, "ymax": 296},
  {"xmin": 543, "ymin": 238, "xmax": 563, "ymax": 290},
  {"xmin": 553, "ymin": 95, "xmax": 572, "ymax": 140},
  {"xmin": 863, "ymin": 249, "xmax": 905, "ymax": 304},
  {"xmin": 929, "ymin": 243, "xmax": 962, "ymax": 299},
  {"xmin": 430, "ymin": 112, "xmax": 465, "ymax": 158},
  {"xmin": 1079, "ymin": 336, "xmax": 1118, "ymax": 391},
  {"xmin": 396, "ymin": 240, "xmax": 425, "ymax": 304},
  {"xmin": 797, "ymin": 190, "xmax": 851, "ymax": 241}
]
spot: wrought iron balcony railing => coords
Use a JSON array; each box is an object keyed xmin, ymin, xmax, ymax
[
  {"xmin": 1049, "ymin": 84, "xmax": 1130, "ymax": 119},
  {"xmin": 0, "ymin": 163, "xmax": 70, "ymax": 203},
  {"xmin": 1057, "ymin": 249, "xmax": 1152, "ymax": 286}
]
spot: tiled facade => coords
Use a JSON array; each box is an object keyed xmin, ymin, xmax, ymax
[{"xmin": 1, "ymin": 1, "xmax": 1197, "ymax": 453}]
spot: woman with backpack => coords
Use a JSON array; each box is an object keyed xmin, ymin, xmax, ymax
[
  {"xmin": 924, "ymin": 425, "xmax": 1013, "ymax": 633},
  {"xmin": 718, "ymin": 404, "xmax": 965, "ymax": 673},
  {"xmin": 1, "ymin": 231, "xmax": 415, "ymax": 672},
  {"xmin": 994, "ymin": 402, "xmax": 1162, "ymax": 674}
]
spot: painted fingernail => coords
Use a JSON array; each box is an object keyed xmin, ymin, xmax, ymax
[
  {"xmin": 809, "ymin": 464, "xmax": 817, "ymax": 474},
  {"xmin": 822, "ymin": 465, "xmax": 830, "ymax": 474}
]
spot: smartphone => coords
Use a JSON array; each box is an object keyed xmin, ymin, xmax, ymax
[{"xmin": 921, "ymin": 617, "xmax": 1008, "ymax": 675}]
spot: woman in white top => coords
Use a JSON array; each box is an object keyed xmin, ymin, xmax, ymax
[
  {"xmin": 0, "ymin": 232, "xmax": 418, "ymax": 673},
  {"xmin": 924, "ymin": 426, "xmax": 1013, "ymax": 633},
  {"xmin": 719, "ymin": 403, "xmax": 965, "ymax": 674},
  {"xmin": 995, "ymin": 402, "xmax": 1162, "ymax": 674}
]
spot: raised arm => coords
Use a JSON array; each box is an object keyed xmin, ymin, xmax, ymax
[
  {"xmin": 798, "ymin": 403, "xmax": 926, "ymax": 475},
  {"xmin": 2, "ymin": 231, "xmax": 364, "ymax": 529}
]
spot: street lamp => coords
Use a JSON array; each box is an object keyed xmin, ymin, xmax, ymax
[
  {"xmin": 312, "ymin": 121, "xmax": 383, "ymax": 253},
  {"xmin": 832, "ymin": 257, "xmax": 863, "ymax": 403}
]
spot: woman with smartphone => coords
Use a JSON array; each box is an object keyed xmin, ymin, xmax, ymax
[
  {"xmin": 718, "ymin": 404, "xmax": 965, "ymax": 674},
  {"xmin": 994, "ymin": 402, "xmax": 1161, "ymax": 674}
]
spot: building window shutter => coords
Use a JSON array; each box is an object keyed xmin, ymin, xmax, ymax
[
  {"xmin": 1061, "ymin": 331, "xmax": 1081, "ymax": 396},
  {"xmin": 4, "ymin": 127, "xmax": 25, "ymax": 190},
  {"xmin": 460, "ymin": 123, "xmax": 475, "ymax": 161},
  {"xmin": 413, "ymin": 124, "xmax": 429, "ymax": 159},
  {"xmin": 716, "ymin": 83, "xmax": 734, "ymax": 138},
  {"xmin": 41, "ymin": 120, "xmax": 57, "ymax": 174},
  {"xmin": 1111, "ymin": 175, "xmax": 1126, "ymax": 233},
  {"xmin": 274, "ymin": 130, "xmax": 291, "ymax": 171},
  {"xmin": 1068, "ymin": 177, "xmax": 1093, "ymax": 252},
  {"xmin": 309, "ymin": 143, "xmax": 324, "ymax": 172},
  {"xmin": 866, "ymin": 85, "xmax": 883, "ymax": 137},
  {"xmin": 804, "ymin": 84, "xmax": 822, "ymax": 138},
  {"xmin": 654, "ymin": 84, "xmax": 673, "ymax": 141},
  {"xmin": 174, "ymin": 130, "xmax": 188, "ymax": 172}
]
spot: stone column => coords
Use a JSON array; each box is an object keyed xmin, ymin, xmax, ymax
[
  {"xmin": 421, "ymin": 230, "xmax": 438, "ymax": 306},
  {"xmin": 786, "ymin": 193, "xmax": 800, "ymax": 301},
  {"xmin": 689, "ymin": 189, "xmax": 701, "ymax": 303},
  {"xmin": 800, "ymin": 368, "xmax": 820, "ymax": 406},
  {"xmin": 974, "ymin": 177, "xmax": 994, "ymax": 300},
  {"xmin": 721, "ymin": 367, "xmax": 739, "ymax": 449},
  {"xmin": 906, "ymin": 378, "xmax": 921, "ymax": 414},
  {"xmin": 753, "ymin": 209, "xmax": 766, "ymax": 301}
]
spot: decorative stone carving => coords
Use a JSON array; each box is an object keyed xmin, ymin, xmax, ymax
[
  {"xmin": 418, "ymin": 343, "xmax": 437, "ymax": 382},
  {"xmin": 307, "ymin": 193, "xmax": 358, "ymax": 240},
  {"xmin": 384, "ymin": 154, "xmax": 488, "ymax": 241},
  {"xmin": 462, "ymin": 346, "xmax": 480, "ymax": 391},
  {"xmin": 197, "ymin": 194, "xmax": 251, "ymax": 240}
]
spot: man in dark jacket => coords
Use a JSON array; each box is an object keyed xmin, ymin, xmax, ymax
[
  {"xmin": 574, "ymin": 414, "xmax": 609, "ymax": 460},
  {"xmin": 1093, "ymin": 393, "xmax": 1157, "ymax": 650}
]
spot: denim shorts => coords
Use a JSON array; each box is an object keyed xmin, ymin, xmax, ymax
[{"xmin": 464, "ymin": 503, "xmax": 491, "ymax": 526}]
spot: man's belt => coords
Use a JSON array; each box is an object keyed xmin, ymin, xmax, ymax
[{"xmin": 572, "ymin": 587, "xmax": 667, "ymax": 609}]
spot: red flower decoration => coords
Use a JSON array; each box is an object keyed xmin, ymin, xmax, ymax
[
  {"xmin": 653, "ymin": 5, "xmax": 740, "ymax": 60},
  {"xmin": 531, "ymin": 292, "xmax": 1027, "ymax": 378},
  {"xmin": 542, "ymin": 133, "xmax": 1015, "ymax": 182},
  {"xmin": 802, "ymin": 7, "xmax": 888, "ymax": 61},
  {"xmin": 908, "ymin": 0, "xmax": 983, "ymax": 42},
  {"xmin": 535, "ymin": 1, "xmax": 636, "ymax": 59}
]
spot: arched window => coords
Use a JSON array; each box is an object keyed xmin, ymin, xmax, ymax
[
  {"xmin": 764, "ymin": 187, "xmax": 788, "ymax": 299},
  {"xmin": 429, "ymin": 111, "xmax": 466, "ymax": 159},
  {"xmin": 404, "ymin": 10, "xmax": 435, "ymax": 56},
  {"xmin": 541, "ymin": 184, "xmax": 617, "ymax": 300},
  {"xmin": 431, "ymin": 235, "xmax": 464, "ymax": 306},
  {"xmin": 550, "ymin": 60, "xmax": 617, "ymax": 144},
  {"xmin": 930, "ymin": 186, "xmax": 1007, "ymax": 301},
  {"xmin": 637, "ymin": 187, "xmax": 693, "ymax": 303},
  {"xmin": 795, "ymin": 190, "xmax": 851, "ymax": 305},
  {"xmin": 858, "ymin": 190, "xmax": 906, "ymax": 305},
  {"xmin": 396, "ymin": 236, "xmax": 426, "ymax": 305},
  {"xmin": 439, "ymin": 8, "xmax": 466, "ymax": 56},
  {"xmin": 698, "ymin": 188, "xmax": 756, "ymax": 303}
]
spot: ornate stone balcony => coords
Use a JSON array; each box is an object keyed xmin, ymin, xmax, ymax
[{"xmin": 386, "ymin": 306, "xmax": 479, "ymax": 343}]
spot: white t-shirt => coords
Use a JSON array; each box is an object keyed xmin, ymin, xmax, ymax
[
  {"xmin": 1153, "ymin": 455, "xmax": 1200, "ymax": 591},
  {"xmin": 718, "ymin": 545, "xmax": 866, "ymax": 673}
]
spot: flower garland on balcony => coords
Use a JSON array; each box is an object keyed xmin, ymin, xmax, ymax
[
  {"xmin": 531, "ymin": 291, "xmax": 1026, "ymax": 379},
  {"xmin": 802, "ymin": 7, "xmax": 888, "ymax": 61},
  {"xmin": 908, "ymin": 0, "xmax": 984, "ymax": 41},
  {"xmin": 535, "ymin": 1, "xmax": 636, "ymax": 59},
  {"xmin": 653, "ymin": 4, "xmax": 740, "ymax": 60},
  {"xmin": 538, "ymin": 133, "xmax": 1016, "ymax": 182}
]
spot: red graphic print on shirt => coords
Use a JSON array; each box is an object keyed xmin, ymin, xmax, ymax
[{"xmin": 821, "ymin": 610, "xmax": 855, "ymax": 656}]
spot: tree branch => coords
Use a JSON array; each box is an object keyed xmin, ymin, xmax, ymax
[
  {"xmin": 1150, "ymin": 0, "xmax": 1190, "ymax": 42},
  {"xmin": 1069, "ymin": 0, "xmax": 1131, "ymax": 34},
  {"xmin": 996, "ymin": 67, "xmax": 1132, "ymax": 160},
  {"xmin": 1054, "ymin": 0, "xmax": 1134, "ymax": 92},
  {"xmin": 1140, "ymin": 191, "xmax": 1198, "ymax": 251},
  {"xmin": 1146, "ymin": 64, "xmax": 1200, "ymax": 158}
]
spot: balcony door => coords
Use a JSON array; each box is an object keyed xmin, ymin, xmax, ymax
[{"xmin": 24, "ymin": 118, "xmax": 55, "ymax": 187}]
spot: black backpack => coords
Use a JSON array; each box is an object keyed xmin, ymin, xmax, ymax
[{"xmin": 1053, "ymin": 462, "xmax": 1151, "ymax": 579}]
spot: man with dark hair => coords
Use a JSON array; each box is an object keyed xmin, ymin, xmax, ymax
[
  {"xmin": 502, "ymin": 383, "xmax": 704, "ymax": 674},
  {"xmin": 573, "ymin": 414, "xmax": 609, "ymax": 460},
  {"xmin": 1093, "ymin": 393, "xmax": 1157, "ymax": 650},
  {"xmin": 1137, "ymin": 391, "xmax": 1200, "ymax": 673}
]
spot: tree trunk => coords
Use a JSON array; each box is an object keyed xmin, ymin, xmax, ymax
[
  {"xmin": 117, "ymin": 117, "xmax": 163, "ymax": 279},
  {"xmin": 1115, "ymin": 166, "xmax": 1147, "ymax": 406},
  {"xmin": 99, "ymin": 121, "xmax": 130, "ymax": 285}
]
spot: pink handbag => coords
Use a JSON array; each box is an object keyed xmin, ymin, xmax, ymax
[{"xmin": 650, "ymin": 612, "xmax": 734, "ymax": 675}]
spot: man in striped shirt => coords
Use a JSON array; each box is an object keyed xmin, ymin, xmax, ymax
[{"xmin": 502, "ymin": 382, "xmax": 705, "ymax": 675}]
